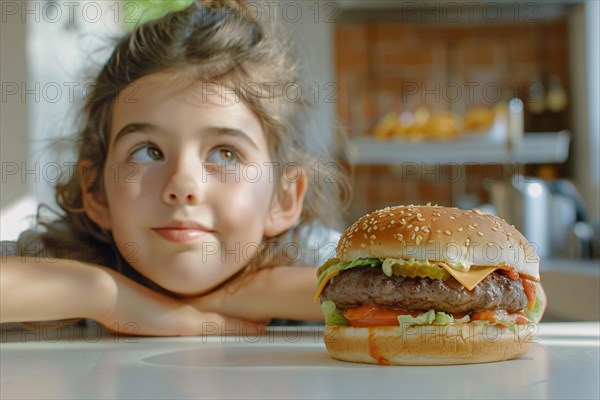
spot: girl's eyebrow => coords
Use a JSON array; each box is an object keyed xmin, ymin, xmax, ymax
[
  {"xmin": 203, "ymin": 127, "xmax": 260, "ymax": 151},
  {"xmin": 112, "ymin": 123, "xmax": 158, "ymax": 146},
  {"xmin": 112, "ymin": 123, "xmax": 259, "ymax": 151}
]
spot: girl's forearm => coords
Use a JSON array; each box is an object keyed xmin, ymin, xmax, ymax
[
  {"xmin": 195, "ymin": 266, "xmax": 324, "ymax": 322},
  {"xmin": 0, "ymin": 256, "xmax": 115, "ymax": 323},
  {"xmin": 261, "ymin": 266, "xmax": 324, "ymax": 321}
]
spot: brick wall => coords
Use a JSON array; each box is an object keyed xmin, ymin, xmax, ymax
[{"xmin": 335, "ymin": 17, "xmax": 571, "ymax": 223}]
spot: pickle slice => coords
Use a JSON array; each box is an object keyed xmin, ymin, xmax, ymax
[{"xmin": 382, "ymin": 258, "xmax": 451, "ymax": 280}]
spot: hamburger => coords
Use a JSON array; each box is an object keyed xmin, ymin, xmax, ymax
[{"xmin": 315, "ymin": 205, "xmax": 545, "ymax": 365}]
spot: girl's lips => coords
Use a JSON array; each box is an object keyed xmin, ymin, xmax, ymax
[
  {"xmin": 152, "ymin": 220, "xmax": 215, "ymax": 243},
  {"xmin": 152, "ymin": 228, "xmax": 212, "ymax": 243}
]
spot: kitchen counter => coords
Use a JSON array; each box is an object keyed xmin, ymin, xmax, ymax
[
  {"xmin": 1, "ymin": 322, "xmax": 598, "ymax": 399},
  {"xmin": 540, "ymin": 259, "xmax": 600, "ymax": 321}
]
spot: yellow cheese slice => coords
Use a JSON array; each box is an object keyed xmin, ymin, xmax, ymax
[
  {"xmin": 313, "ymin": 270, "xmax": 341, "ymax": 303},
  {"xmin": 439, "ymin": 264, "xmax": 497, "ymax": 291}
]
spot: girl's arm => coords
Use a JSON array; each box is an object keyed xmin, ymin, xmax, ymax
[
  {"xmin": 190, "ymin": 266, "xmax": 323, "ymax": 322},
  {"xmin": 1, "ymin": 256, "xmax": 262, "ymax": 336}
]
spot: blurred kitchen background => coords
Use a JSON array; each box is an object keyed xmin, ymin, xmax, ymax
[{"xmin": 1, "ymin": 0, "xmax": 599, "ymax": 321}]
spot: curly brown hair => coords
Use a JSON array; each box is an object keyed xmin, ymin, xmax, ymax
[{"xmin": 19, "ymin": 0, "xmax": 350, "ymax": 289}]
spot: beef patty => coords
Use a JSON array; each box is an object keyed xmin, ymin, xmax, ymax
[{"xmin": 320, "ymin": 267, "xmax": 528, "ymax": 313}]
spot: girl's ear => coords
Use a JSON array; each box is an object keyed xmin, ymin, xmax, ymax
[
  {"xmin": 264, "ymin": 168, "xmax": 308, "ymax": 238},
  {"xmin": 79, "ymin": 160, "xmax": 112, "ymax": 230}
]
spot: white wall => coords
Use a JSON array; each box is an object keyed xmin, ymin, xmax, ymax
[
  {"xmin": 583, "ymin": 0, "xmax": 599, "ymax": 219},
  {"xmin": 570, "ymin": 1, "xmax": 600, "ymax": 220},
  {"xmin": 1, "ymin": 1, "xmax": 121, "ymax": 240},
  {"xmin": 1, "ymin": 1, "xmax": 30, "ymax": 209},
  {"xmin": 274, "ymin": 0, "xmax": 336, "ymax": 153}
]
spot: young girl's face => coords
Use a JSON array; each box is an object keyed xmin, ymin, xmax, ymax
[{"xmin": 92, "ymin": 72, "xmax": 290, "ymax": 295}]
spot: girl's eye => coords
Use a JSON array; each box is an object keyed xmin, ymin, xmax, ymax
[
  {"xmin": 206, "ymin": 147, "xmax": 239, "ymax": 165},
  {"xmin": 130, "ymin": 144, "xmax": 163, "ymax": 163}
]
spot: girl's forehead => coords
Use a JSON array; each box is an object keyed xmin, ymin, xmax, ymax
[
  {"xmin": 117, "ymin": 72, "xmax": 245, "ymax": 107},
  {"xmin": 111, "ymin": 71, "xmax": 265, "ymax": 136}
]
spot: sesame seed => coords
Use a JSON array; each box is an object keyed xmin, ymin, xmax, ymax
[
  {"xmin": 492, "ymin": 227, "xmax": 498, "ymax": 232},
  {"xmin": 457, "ymin": 227, "xmax": 464, "ymax": 232},
  {"xmin": 360, "ymin": 243, "xmax": 366, "ymax": 248},
  {"xmin": 414, "ymin": 226, "xmax": 420, "ymax": 232},
  {"xmin": 465, "ymin": 238, "xmax": 470, "ymax": 246},
  {"xmin": 407, "ymin": 224, "xmax": 413, "ymax": 229},
  {"xmin": 477, "ymin": 232, "xmax": 484, "ymax": 236},
  {"xmin": 449, "ymin": 216, "xmax": 456, "ymax": 220},
  {"xmin": 370, "ymin": 235, "xmax": 376, "ymax": 240},
  {"xmin": 422, "ymin": 226, "xmax": 430, "ymax": 233},
  {"xmin": 410, "ymin": 233, "xmax": 416, "ymax": 240},
  {"xmin": 416, "ymin": 236, "xmax": 422, "ymax": 245},
  {"xmin": 444, "ymin": 230, "xmax": 452, "ymax": 236},
  {"xmin": 390, "ymin": 220, "xmax": 395, "ymax": 224},
  {"xmin": 436, "ymin": 229, "xmax": 442, "ymax": 234}
]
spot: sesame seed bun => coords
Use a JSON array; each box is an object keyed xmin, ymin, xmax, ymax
[
  {"xmin": 324, "ymin": 324, "xmax": 534, "ymax": 366},
  {"xmin": 337, "ymin": 205, "xmax": 539, "ymax": 280}
]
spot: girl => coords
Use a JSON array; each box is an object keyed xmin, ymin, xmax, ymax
[{"xmin": 1, "ymin": 0, "xmax": 349, "ymax": 336}]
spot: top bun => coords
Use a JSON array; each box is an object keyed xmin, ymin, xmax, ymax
[{"xmin": 337, "ymin": 205, "xmax": 539, "ymax": 280}]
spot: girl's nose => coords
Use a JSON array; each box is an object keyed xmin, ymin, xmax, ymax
[{"xmin": 162, "ymin": 163, "xmax": 203, "ymax": 206}]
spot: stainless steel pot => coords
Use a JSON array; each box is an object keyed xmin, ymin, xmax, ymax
[
  {"xmin": 491, "ymin": 174, "xmax": 552, "ymax": 258},
  {"xmin": 490, "ymin": 174, "xmax": 589, "ymax": 259}
]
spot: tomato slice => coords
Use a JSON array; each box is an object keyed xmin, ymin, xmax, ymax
[
  {"xmin": 497, "ymin": 265, "xmax": 520, "ymax": 280},
  {"xmin": 522, "ymin": 277, "xmax": 537, "ymax": 304},
  {"xmin": 343, "ymin": 305, "xmax": 420, "ymax": 327}
]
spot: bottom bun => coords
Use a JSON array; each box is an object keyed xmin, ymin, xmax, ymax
[{"xmin": 324, "ymin": 323, "xmax": 536, "ymax": 366}]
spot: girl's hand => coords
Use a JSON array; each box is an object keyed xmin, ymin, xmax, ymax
[{"xmin": 95, "ymin": 267, "xmax": 265, "ymax": 336}]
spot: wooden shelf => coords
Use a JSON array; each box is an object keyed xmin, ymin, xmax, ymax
[{"xmin": 345, "ymin": 131, "xmax": 571, "ymax": 165}]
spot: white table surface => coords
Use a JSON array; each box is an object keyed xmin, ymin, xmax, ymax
[{"xmin": 1, "ymin": 322, "xmax": 599, "ymax": 399}]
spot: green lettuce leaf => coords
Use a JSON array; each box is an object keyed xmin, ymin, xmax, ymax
[
  {"xmin": 525, "ymin": 295, "xmax": 544, "ymax": 323},
  {"xmin": 321, "ymin": 300, "xmax": 347, "ymax": 326},
  {"xmin": 435, "ymin": 311, "xmax": 471, "ymax": 324},
  {"xmin": 317, "ymin": 258, "xmax": 382, "ymax": 287},
  {"xmin": 397, "ymin": 309, "xmax": 436, "ymax": 331}
]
